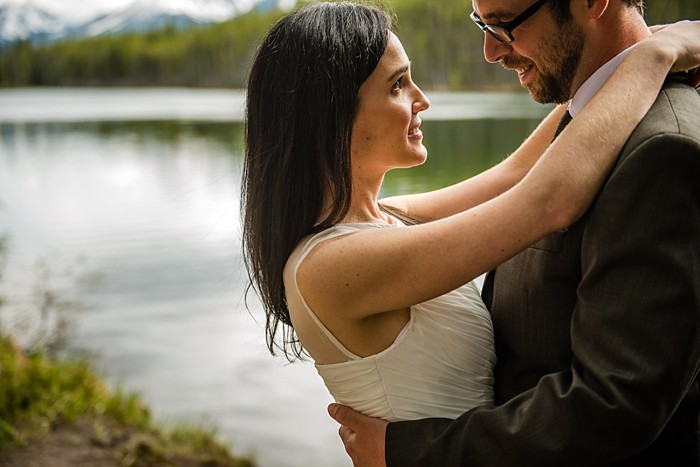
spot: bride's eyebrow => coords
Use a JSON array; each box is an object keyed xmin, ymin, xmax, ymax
[{"xmin": 386, "ymin": 64, "xmax": 409, "ymax": 84}]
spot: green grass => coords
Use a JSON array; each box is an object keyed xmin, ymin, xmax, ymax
[{"xmin": 0, "ymin": 334, "xmax": 256, "ymax": 466}]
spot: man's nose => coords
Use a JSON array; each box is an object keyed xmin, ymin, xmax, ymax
[{"xmin": 483, "ymin": 33, "xmax": 512, "ymax": 63}]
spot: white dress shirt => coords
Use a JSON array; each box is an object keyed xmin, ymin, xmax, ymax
[{"xmin": 569, "ymin": 44, "xmax": 636, "ymax": 117}]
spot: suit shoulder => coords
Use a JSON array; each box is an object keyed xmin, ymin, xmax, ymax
[
  {"xmin": 620, "ymin": 81, "xmax": 700, "ymax": 162},
  {"xmin": 632, "ymin": 80, "xmax": 700, "ymax": 141}
]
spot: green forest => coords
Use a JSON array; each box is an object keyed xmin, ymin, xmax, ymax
[{"xmin": 0, "ymin": 0, "xmax": 698, "ymax": 91}]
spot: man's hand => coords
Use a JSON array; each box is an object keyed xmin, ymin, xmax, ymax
[{"xmin": 328, "ymin": 403, "xmax": 389, "ymax": 467}]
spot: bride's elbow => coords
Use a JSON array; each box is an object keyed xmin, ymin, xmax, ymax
[
  {"xmin": 546, "ymin": 192, "xmax": 586, "ymax": 231},
  {"xmin": 514, "ymin": 178, "xmax": 585, "ymax": 235}
]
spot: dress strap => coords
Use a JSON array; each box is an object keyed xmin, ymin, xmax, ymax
[{"xmin": 292, "ymin": 226, "xmax": 364, "ymax": 361}]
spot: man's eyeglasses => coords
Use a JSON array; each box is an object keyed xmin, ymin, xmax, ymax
[{"xmin": 470, "ymin": 0, "xmax": 550, "ymax": 44}]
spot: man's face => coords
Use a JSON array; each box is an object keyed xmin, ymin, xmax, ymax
[{"xmin": 473, "ymin": 0, "xmax": 585, "ymax": 104}]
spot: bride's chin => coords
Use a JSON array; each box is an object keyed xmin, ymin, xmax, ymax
[{"xmin": 412, "ymin": 152, "xmax": 428, "ymax": 167}]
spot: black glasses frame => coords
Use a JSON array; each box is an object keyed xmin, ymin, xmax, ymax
[{"xmin": 470, "ymin": 0, "xmax": 550, "ymax": 44}]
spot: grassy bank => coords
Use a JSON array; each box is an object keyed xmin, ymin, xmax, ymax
[{"xmin": 0, "ymin": 334, "xmax": 256, "ymax": 466}]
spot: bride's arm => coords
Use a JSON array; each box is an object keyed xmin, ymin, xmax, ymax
[
  {"xmin": 300, "ymin": 21, "xmax": 700, "ymax": 320},
  {"xmin": 381, "ymin": 104, "xmax": 568, "ymax": 221},
  {"xmin": 384, "ymin": 22, "xmax": 700, "ymax": 222}
]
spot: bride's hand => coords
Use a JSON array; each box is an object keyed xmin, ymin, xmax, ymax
[{"xmin": 647, "ymin": 20, "xmax": 700, "ymax": 88}]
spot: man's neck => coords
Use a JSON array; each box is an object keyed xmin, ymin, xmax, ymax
[
  {"xmin": 570, "ymin": 11, "xmax": 650, "ymax": 98},
  {"xmin": 568, "ymin": 45, "xmax": 636, "ymax": 117}
]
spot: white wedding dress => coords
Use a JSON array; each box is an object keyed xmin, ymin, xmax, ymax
[{"xmin": 283, "ymin": 221, "xmax": 496, "ymax": 422}]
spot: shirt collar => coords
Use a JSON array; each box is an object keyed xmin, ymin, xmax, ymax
[{"xmin": 569, "ymin": 44, "xmax": 636, "ymax": 118}]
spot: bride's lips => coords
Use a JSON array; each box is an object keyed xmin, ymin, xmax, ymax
[{"xmin": 408, "ymin": 121, "xmax": 423, "ymax": 140}]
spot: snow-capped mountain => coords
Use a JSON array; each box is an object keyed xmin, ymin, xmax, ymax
[
  {"xmin": 0, "ymin": 1, "xmax": 62, "ymax": 43},
  {"xmin": 0, "ymin": 0, "xmax": 290, "ymax": 45},
  {"xmin": 83, "ymin": 0, "xmax": 241, "ymax": 37}
]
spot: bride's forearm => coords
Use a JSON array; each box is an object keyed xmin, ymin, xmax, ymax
[
  {"xmin": 503, "ymin": 102, "xmax": 568, "ymax": 177},
  {"xmin": 381, "ymin": 103, "xmax": 568, "ymax": 220}
]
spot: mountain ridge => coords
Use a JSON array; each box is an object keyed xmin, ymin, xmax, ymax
[{"xmin": 0, "ymin": 0, "xmax": 289, "ymax": 45}]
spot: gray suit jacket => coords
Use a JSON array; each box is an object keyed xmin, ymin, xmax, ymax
[{"xmin": 386, "ymin": 79, "xmax": 700, "ymax": 466}]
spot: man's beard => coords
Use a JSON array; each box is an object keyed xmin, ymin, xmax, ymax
[{"xmin": 502, "ymin": 20, "xmax": 585, "ymax": 104}]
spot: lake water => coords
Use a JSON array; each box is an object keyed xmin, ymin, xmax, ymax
[{"xmin": 0, "ymin": 88, "xmax": 551, "ymax": 466}]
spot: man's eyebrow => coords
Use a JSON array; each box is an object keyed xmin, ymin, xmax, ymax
[
  {"xmin": 478, "ymin": 8, "xmax": 516, "ymax": 21},
  {"xmin": 387, "ymin": 64, "xmax": 409, "ymax": 83}
]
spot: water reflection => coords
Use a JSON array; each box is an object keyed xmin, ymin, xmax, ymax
[
  {"xmin": 383, "ymin": 119, "xmax": 542, "ymax": 194},
  {"xmin": 0, "ymin": 90, "xmax": 548, "ymax": 467},
  {"xmin": 0, "ymin": 119, "xmax": 346, "ymax": 466}
]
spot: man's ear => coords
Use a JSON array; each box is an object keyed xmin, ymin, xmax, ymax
[
  {"xmin": 571, "ymin": 0, "xmax": 609, "ymax": 20},
  {"xmin": 587, "ymin": 0, "xmax": 609, "ymax": 20}
]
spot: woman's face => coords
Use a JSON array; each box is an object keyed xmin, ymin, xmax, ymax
[{"xmin": 351, "ymin": 32, "xmax": 430, "ymax": 176}]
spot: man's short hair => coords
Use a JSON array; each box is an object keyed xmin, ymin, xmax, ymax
[{"xmin": 550, "ymin": 0, "xmax": 644, "ymax": 21}]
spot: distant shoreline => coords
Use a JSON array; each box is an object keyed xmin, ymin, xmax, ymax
[{"xmin": 0, "ymin": 87, "xmax": 550, "ymax": 124}]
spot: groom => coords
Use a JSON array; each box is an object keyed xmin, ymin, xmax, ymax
[{"xmin": 329, "ymin": 0, "xmax": 700, "ymax": 465}]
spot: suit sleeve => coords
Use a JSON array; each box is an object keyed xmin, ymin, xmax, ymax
[{"xmin": 386, "ymin": 132, "xmax": 700, "ymax": 466}]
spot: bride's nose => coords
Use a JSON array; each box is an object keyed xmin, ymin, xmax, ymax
[{"xmin": 412, "ymin": 86, "xmax": 430, "ymax": 113}]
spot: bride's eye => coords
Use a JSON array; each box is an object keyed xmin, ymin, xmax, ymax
[{"xmin": 392, "ymin": 76, "xmax": 404, "ymax": 91}]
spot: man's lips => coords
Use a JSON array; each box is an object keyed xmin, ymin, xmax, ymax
[
  {"xmin": 515, "ymin": 65, "xmax": 532, "ymax": 76},
  {"xmin": 516, "ymin": 65, "xmax": 534, "ymax": 84},
  {"xmin": 502, "ymin": 60, "xmax": 535, "ymax": 84}
]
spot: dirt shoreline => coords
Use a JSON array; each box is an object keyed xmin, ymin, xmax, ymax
[{"xmin": 0, "ymin": 416, "xmax": 253, "ymax": 467}]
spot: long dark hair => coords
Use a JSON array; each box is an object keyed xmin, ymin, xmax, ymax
[{"xmin": 242, "ymin": 2, "xmax": 393, "ymax": 360}]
